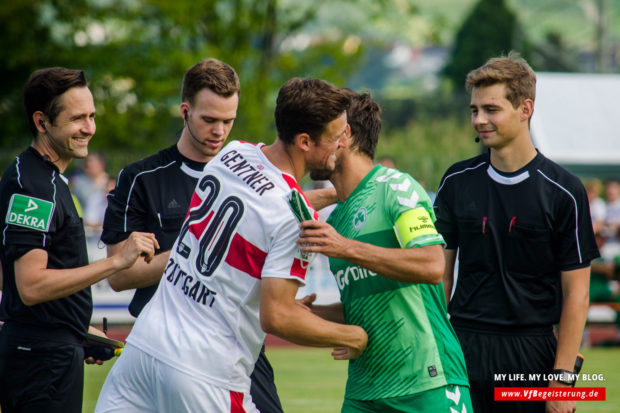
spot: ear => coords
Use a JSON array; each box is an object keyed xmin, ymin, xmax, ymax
[
  {"xmin": 342, "ymin": 123, "xmax": 352, "ymax": 147},
  {"xmin": 33, "ymin": 111, "xmax": 46, "ymax": 133},
  {"xmin": 295, "ymin": 133, "xmax": 312, "ymax": 152},
  {"xmin": 520, "ymin": 99, "xmax": 534, "ymax": 122},
  {"xmin": 179, "ymin": 103, "xmax": 190, "ymax": 119}
]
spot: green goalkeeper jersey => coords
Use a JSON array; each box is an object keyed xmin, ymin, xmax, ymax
[{"xmin": 327, "ymin": 165, "xmax": 469, "ymax": 400}]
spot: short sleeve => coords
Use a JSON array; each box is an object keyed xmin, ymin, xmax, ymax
[
  {"xmin": 101, "ymin": 168, "xmax": 147, "ymax": 244},
  {"xmin": 261, "ymin": 214, "xmax": 308, "ymax": 286},
  {"xmin": 2, "ymin": 174, "xmax": 58, "ymax": 260},
  {"xmin": 434, "ymin": 170, "xmax": 458, "ymax": 249},
  {"xmin": 384, "ymin": 172, "xmax": 445, "ymax": 248},
  {"xmin": 553, "ymin": 181, "xmax": 600, "ymax": 269}
]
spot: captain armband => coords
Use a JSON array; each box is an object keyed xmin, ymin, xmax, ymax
[{"xmin": 394, "ymin": 207, "xmax": 441, "ymax": 248}]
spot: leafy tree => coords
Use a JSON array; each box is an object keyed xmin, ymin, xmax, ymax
[
  {"xmin": 442, "ymin": 0, "xmax": 531, "ymax": 91},
  {"xmin": 0, "ymin": 0, "xmax": 376, "ymax": 173}
]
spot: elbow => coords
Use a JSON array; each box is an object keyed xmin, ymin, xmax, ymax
[
  {"xmin": 427, "ymin": 261, "xmax": 445, "ymax": 285},
  {"xmin": 260, "ymin": 305, "xmax": 288, "ymax": 336},
  {"xmin": 107, "ymin": 275, "xmax": 124, "ymax": 292},
  {"xmin": 18, "ymin": 287, "xmax": 44, "ymax": 306}
]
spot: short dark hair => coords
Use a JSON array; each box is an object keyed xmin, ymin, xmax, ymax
[
  {"xmin": 181, "ymin": 58, "xmax": 240, "ymax": 104},
  {"xmin": 342, "ymin": 89, "xmax": 381, "ymax": 160},
  {"xmin": 275, "ymin": 78, "xmax": 350, "ymax": 145},
  {"xmin": 465, "ymin": 51, "xmax": 536, "ymax": 109},
  {"xmin": 23, "ymin": 67, "xmax": 88, "ymax": 137}
]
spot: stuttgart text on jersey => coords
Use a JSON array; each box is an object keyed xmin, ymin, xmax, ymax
[
  {"xmin": 219, "ymin": 149, "xmax": 275, "ymax": 196},
  {"xmin": 163, "ymin": 257, "xmax": 217, "ymax": 307}
]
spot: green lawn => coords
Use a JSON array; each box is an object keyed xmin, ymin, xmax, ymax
[{"xmin": 84, "ymin": 346, "xmax": 619, "ymax": 412}]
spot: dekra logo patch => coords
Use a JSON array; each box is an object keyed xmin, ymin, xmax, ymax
[{"xmin": 6, "ymin": 194, "xmax": 53, "ymax": 232}]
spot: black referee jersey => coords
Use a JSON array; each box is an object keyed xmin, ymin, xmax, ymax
[
  {"xmin": 102, "ymin": 144, "xmax": 207, "ymax": 316},
  {"xmin": 0, "ymin": 147, "xmax": 91, "ymax": 338},
  {"xmin": 434, "ymin": 150, "xmax": 599, "ymax": 328}
]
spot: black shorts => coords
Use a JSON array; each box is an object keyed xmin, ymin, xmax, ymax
[
  {"xmin": 0, "ymin": 324, "xmax": 85, "ymax": 413},
  {"xmin": 250, "ymin": 344, "xmax": 283, "ymax": 413},
  {"xmin": 454, "ymin": 323, "xmax": 556, "ymax": 413}
]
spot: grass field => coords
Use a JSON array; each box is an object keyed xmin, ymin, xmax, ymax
[{"xmin": 84, "ymin": 346, "xmax": 619, "ymax": 412}]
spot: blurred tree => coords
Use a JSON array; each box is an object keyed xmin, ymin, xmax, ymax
[
  {"xmin": 0, "ymin": 0, "xmax": 384, "ymax": 173},
  {"xmin": 441, "ymin": 0, "xmax": 531, "ymax": 91},
  {"xmin": 530, "ymin": 31, "xmax": 581, "ymax": 72}
]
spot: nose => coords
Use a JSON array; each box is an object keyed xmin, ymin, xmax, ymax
[
  {"xmin": 212, "ymin": 122, "xmax": 224, "ymax": 137},
  {"xmin": 83, "ymin": 117, "xmax": 96, "ymax": 136},
  {"xmin": 471, "ymin": 111, "xmax": 487, "ymax": 128}
]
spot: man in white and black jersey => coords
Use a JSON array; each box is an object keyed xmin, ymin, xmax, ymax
[
  {"xmin": 96, "ymin": 78, "xmax": 368, "ymax": 412},
  {"xmin": 101, "ymin": 58, "xmax": 285, "ymax": 412},
  {"xmin": 434, "ymin": 52, "xmax": 599, "ymax": 413}
]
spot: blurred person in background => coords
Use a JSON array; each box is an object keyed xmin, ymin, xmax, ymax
[
  {"xmin": 584, "ymin": 178, "xmax": 606, "ymax": 236},
  {"xmin": 603, "ymin": 178, "xmax": 620, "ymax": 245}
]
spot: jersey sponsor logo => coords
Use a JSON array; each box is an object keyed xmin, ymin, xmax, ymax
[
  {"xmin": 5, "ymin": 194, "xmax": 53, "ymax": 232},
  {"xmin": 352, "ymin": 207, "xmax": 367, "ymax": 230},
  {"xmin": 164, "ymin": 257, "xmax": 218, "ymax": 307},
  {"xmin": 220, "ymin": 149, "xmax": 275, "ymax": 196},
  {"xmin": 335, "ymin": 265, "xmax": 378, "ymax": 290}
]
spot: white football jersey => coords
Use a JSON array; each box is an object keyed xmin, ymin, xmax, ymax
[{"xmin": 126, "ymin": 140, "xmax": 317, "ymax": 392}]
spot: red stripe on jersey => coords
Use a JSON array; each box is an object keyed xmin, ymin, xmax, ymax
[
  {"xmin": 280, "ymin": 174, "xmax": 319, "ymax": 220},
  {"xmin": 229, "ymin": 391, "xmax": 246, "ymax": 413},
  {"xmin": 186, "ymin": 192, "xmax": 203, "ymax": 219},
  {"xmin": 189, "ymin": 210, "xmax": 214, "ymax": 239},
  {"xmin": 290, "ymin": 258, "xmax": 308, "ymax": 281},
  {"xmin": 225, "ymin": 233, "xmax": 267, "ymax": 279}
]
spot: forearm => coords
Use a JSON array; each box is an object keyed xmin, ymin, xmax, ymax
[
  {"xmin": 309, "ymin": 302, "xmax": 345, "ymax": 323},
  {"xmin": 443, "ymin": 249, "xmax": 457, "ymax": 304},
  {"xmin": 261, "ymin": 278, "xmax": 366, "ymax": 352},
  {"xmin": 305, "ymin": 187, "xmax": 337, "ymax": 212},
  {"xmin": 262, "ymin": 300, "xmax": 365, "ymax": 350},
  {"xmin": 107, "ymin": 250, "xmax": 170, "ymax": 291},
  {"xmin": 16, "ymin": 251, "xmax": 125, "ymax": 305},
  {"xmin": 553, "ymin": 288, "xmax": 589, "ymax": 372},
  {"xmin": 337, "ymin": 240, "xmax": 444, "ymax": 284}
]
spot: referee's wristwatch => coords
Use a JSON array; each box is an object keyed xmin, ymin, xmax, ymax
[{"xmin": 551, "ymin": 369, "xmax": 577, "ymax": 386}]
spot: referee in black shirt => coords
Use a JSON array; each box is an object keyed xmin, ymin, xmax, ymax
[
  {"xmin": 101, "ymin": 58, "xmax": 284, "ymax": 413},
  {"xmin": 0, "ymin": 67, "xmax": 158, "ymax": 412},
  {"xmin": 435, "ymin": 53, "xmax": 599, "ymax": 413}
]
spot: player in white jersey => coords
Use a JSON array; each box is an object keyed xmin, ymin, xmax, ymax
[{"xmin": 96, "ymin": 78, "xmax": 368, "ymax": 413}]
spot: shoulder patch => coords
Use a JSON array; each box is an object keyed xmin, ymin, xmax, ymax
[{"xmin": 5, "ymin": 194, "xmax": 54, "ymax": 232}]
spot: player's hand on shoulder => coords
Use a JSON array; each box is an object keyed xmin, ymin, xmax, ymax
[{"xmin": 114, "ymin": 231, "xmax": 159, "ymax": 268}]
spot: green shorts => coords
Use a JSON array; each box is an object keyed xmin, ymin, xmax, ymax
[{"xmin": 341, "ymin": 384, "xmax": 472, "ymax": 413}]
